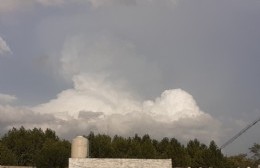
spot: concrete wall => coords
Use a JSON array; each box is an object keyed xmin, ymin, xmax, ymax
[{"xmin": 69, "ymin": 158, "xmax": 172, "ymax": 168}]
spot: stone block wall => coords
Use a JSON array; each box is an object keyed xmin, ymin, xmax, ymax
[{"xmin": 69, "ymin": 158, "xmax": 172, "ymax": 168}]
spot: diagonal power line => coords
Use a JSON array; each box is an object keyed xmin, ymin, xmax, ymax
[{"xmin": 220, "ymin": 116, "xmax": 260, "ymax": 150}]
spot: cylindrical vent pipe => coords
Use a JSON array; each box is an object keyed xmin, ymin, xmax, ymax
[{"xmin": 71, "ymin": 136, "xmax": 89, "ymax": 158}]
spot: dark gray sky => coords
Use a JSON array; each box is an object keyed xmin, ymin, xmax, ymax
[{"xmin": 0, "ymin": 0, "xmax": 259, "ymax": 156}]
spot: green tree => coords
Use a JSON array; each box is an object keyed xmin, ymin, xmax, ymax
[
  {"xmin": 111, "ymin": 135, "xmax": 129, "ymax": 158},
  {"xmin": 35, "ymin": 139, "xmax": 71, "ymax": 168},
  {"xmin": 157, "ymin": 137, "xmax": 170, "ymax": 158},
  {"xmin": 86, "ymin": 132, "xmax": 95, "ymax": 157},
  {"xmin": 186, "ymin": 139, "xmax": 207, "ymax": 167},
  {"xmin": 127, "ymin": 138, "xmax": 142, "ymax": 158},
  {"xmin": 0, "ymin": 142, "xmax": 17, "ymax": 165},
  {"xmin": 90, "ymin": 134, "xmax": 113, "ymax": 158},
  {"xmin": 140, "ymin": 134, "xmax": 156, "ymax": 158},
  {"xmin": 169, "ymin": 138, "xmax": 190, "ymax": 167},
  {"xmin": 204, "ymin": 141, "xmax": 227, "ymax": 168},
  {"xmin": 44, "ymin": 128, "xmax": 59, "ymax": 141},
  {"xmin": 227, "ymin": 154, "xmax": 253, "ymax": 168},
  {"xmin": 1, "ymin": 127, "xmax": 34, "ymax": 165},
  {"xmin": 1, "ymin": 127, "xmax": 69, "ymax": 167},
  {"xmin": 249, "ymin": 143, "xmax": 260, "ymax": 166}
]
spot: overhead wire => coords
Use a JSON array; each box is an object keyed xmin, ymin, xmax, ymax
[{"xmin": 220, "ymin": 116, "xmax": 260, "ymax": 150}]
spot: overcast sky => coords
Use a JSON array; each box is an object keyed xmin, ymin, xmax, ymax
[{"xmin": 0, "ymin": 0, "xmax": 259, "ymax": 156}]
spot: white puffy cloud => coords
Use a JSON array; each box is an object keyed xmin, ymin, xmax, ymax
[
  {"xmin": 143, "ymin": 89, "xmax": 203, "ymax": 123},
  {"xmin": 0, "ymin": 89, "xmax": 221, "ymax": 142},
  {"xmin": 0, "ymin": 29, "xmax": 221, "ymax": 143},
  {"xmin": 0, "ymin": 93, "xmax": 16, "ymax": 104},
  {"xmin": 0, "ymin": 36, "xmax": 11, "ymax": 55},
  {"xmin": 0, "ymin": 76, "xmax": 220, "ymax": 143},
  {"xmin": 33, "ymin": 73, "xmax": 221, "ymax": 143},
  {"xmin": 33, "ymin": 74, "xmax": 141, "ymax": 118},
  {"xmin": 31, "ymin": 32, "xmax": 222, "ymax": 143}
]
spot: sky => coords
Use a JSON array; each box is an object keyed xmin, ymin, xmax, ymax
[{"xmin": 0, "ymin": 0, "xmax": 259, "ymax": 156}]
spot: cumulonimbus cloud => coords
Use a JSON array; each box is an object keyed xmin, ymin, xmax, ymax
[
  {"xmin": 0, "ymin": 76, "xmax": 221, "ymax": 143},
  {"xmin": 33, "ymin": 74, "xmax": 141, "ymax": 119},
  {"xmin": 32, "ymin": 74, "xmax": 221, "ymax": 142},
  {"xmin": 30, "ymin": 34, "xmax": 222, "ymax": 143},
  {"xmin": 0, "ymin": 31, "xmax": 222, "ymax": 143}
]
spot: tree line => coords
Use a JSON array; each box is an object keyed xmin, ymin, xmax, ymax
[{"xmin": 0, "ymin": 127, "xmax": 259, "ymax": 168}]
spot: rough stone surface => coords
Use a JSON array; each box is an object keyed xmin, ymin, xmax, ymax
[{"xmin": 69, "ymin": 158, "xmax": 172, "ymax": 168}]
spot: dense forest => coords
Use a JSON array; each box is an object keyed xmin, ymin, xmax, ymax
[{"xmin": 0, "ymin": 127, "xmax": 259, "ymax": 168}]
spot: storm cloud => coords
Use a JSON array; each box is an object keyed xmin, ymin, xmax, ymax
[
  {"xmin": 31, "ymin": 34, "xmax": 222, "ymax": 143},
  {"xmin": 0, "ymin": 0, "xmax": 259, "ymax": 155}
]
